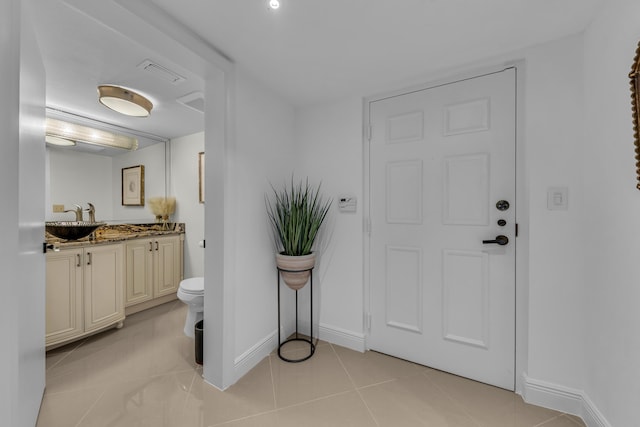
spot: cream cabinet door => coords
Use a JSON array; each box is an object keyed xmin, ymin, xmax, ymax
[
  {"xmin": 125, "ymin": 238, "xmax": 154, "ymax": 307},
  {"xmin": 46, "ymin": 249, "xmax": 83, "ymax": 346},
  {"xmin": 83, "ymin": 244, "xmax": 125, "ymax": 333},
  {"xmin": 154, "ymin": 235, "xmax": 182, "ymax": 298}
]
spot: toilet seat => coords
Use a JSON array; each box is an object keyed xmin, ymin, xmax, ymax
[{"xmin": 178, "ymin": 277, "xmax": 204, "ymax": 295}]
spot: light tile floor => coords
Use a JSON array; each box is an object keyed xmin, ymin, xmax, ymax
[{"xmin": 38, "ymin": 301, "xmax": 586, "ymax": 427}]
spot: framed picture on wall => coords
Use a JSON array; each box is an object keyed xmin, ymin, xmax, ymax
[
  {"xmin": 122, "ymin": 165, "xmax": 145, "ymax": 206},
  {"xmin": 199, "ymin": 152, "xmax": 205, "ymax": 204}
]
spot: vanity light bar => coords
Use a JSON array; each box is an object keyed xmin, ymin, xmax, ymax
[{"xmin": 45, "ymin": 118, "xmax": 138, "ymax": 151}]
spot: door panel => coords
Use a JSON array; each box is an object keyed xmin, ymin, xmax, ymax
[
  {"xmin": 369, "ymin": 68, "xmax": 516, "ymax": 390},
  {"xmin": 387, "ymin": 111, "xmax": 424, "ymax": 143},
  {"xmin": 385, "ymin": 245, "xmax": 423, "ymax": 334},
  {"xmin": 442, "ymin": 249, "xmax": 489, "ymax": 348},
  {"xmin": 386, "ymin": 160, "xmax": 423, "ymax": 224},
  {"xmin": 443, "ymin": 98, "xmax": 490, "ymax": 136},
  {"xmin": 443, "ymin": 154, "xmax": 490, "ymax": 225},
  {"xmin": 17, "ymin": 2, "xmax": 47, "ymax": 424}
]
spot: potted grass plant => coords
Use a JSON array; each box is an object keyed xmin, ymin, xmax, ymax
[{"xmin": 266, "ymin": 177, "xmax": 332, "ymax": 290}]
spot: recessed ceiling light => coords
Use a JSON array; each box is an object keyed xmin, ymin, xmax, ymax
[
  {"xmin": 97, "ymin": 85, "xmax": 153, "ymax": 117},
  {"xmin": 268, "ymin": 0, "xmax": 280, "ymax": 10}
]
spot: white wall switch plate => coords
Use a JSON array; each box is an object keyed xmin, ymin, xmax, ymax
[{"xmin": 547, "ymin": 187, "xmax": 568, "ymax": 210}]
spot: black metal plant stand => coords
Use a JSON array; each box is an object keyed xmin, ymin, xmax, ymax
[{"xmin": 277, "ymin": 266, "xmax": 315, "ymax": 362}]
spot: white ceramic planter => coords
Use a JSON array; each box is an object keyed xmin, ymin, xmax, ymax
[{"xmin": 276, "ymin": 253, "xmax": 315, "ymax": 290}]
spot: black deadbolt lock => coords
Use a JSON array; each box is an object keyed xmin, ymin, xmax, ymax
[
  {"xmin": 496, "ymin": 200, "xmax": 510, "ymax": 211},
  {"xmin": 497, "ymin": 219, "xmax": 507, "ymax": 226}
]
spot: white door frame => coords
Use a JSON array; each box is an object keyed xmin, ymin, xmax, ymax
[
  {"xmin": 47, "ymin": 0, "xmax": 237, "ymax": 390},
  {"xmin": 363, "ymin": 60, "xmax": 528, "ymax": 393}
]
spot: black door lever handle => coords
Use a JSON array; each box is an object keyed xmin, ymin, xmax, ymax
[{"xmin": 482, "ymin": 235, "xmax": 509, "ymax": 246}]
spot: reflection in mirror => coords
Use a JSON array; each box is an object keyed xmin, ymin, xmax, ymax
[{"xmin": 45, "ymin": 109, "xmax": 169, "ymax": 223}]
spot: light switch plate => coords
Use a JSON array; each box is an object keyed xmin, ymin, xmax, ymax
[{"xmin": 547, "ymin": 187, "xmax": 568, "ymax": 210}]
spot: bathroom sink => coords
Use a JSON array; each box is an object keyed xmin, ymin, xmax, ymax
[{"xmin": 45, "ymin": 221, "xmax": 106, "ymax": 240}]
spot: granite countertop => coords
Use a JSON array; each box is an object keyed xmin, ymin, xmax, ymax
[{"xmin": 46, "ymin": 223, "xmax": 185, "ymax": 249}]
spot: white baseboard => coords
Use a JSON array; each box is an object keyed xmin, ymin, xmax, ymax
[
  {"xmin": 317, "ymin": 323, "xmax": 366, "ymax": 352},
  {"xmin": 232, "ymin": 324, "xmax": 365, "ymax": 383},
  {"xmin": 233, "ymin": 330, "xmax": 277, "ymax": 381},
  {"xmin": 580, "ymin": 393, "xmax": 612, "ymax": 427},
  {"xmin": 284, "ymin": 319, "xmax": 366, "ymax": 353},
  {"xmin": 521, "ymin": 374, "xmax": 611, "ymax": 427}
]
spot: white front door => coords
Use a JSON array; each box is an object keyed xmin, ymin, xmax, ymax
[{"xmin": 368, "ymin": 68, "xmax": 516, "ymax": 390}]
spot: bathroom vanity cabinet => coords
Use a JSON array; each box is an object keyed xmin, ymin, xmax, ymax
[
  {"xmin": 124, "ymin": 234, "xmax": 183, "ymax": 314},
  {"xmin": 45, "ymin": 224, "xmax": 184, "ymax": 350},
  {"xmin": 45, "ymin": 243, "xmax": 125, "ymax": 349}
]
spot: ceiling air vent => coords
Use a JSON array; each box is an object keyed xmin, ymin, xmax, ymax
[
  {"xmin": 177, "ymin": 92, "xmax": 205, "ymax": 114},
  {"xmin": 137, "ymin": 59, "xmax": 186, "ymax": 85}
]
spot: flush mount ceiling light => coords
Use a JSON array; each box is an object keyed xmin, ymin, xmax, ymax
[
  {"xmin": 45, "ymin": 118, "xmax": 138, "ymax": 151},
  {"xmin": 97, "ymin": 85, "xmax": 153, "ymax": 117},
  {"xmin": 268, "ymin": 0, "xmax": 280, "ymax": 10},
  {"xmin": 45, "ymin": 135, "xmax": 76, "ymax": 147}
]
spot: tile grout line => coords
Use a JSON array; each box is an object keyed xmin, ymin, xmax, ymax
[
  {"xmin": 72, "ymin": 386, "xmax": 109, "ymax": 427},
  {"xmin": 418, "ymin": 370, "xmax": 484, "ymax": 427},
  {"xmin": 329, "ymin": 343, "xmax": 381, "ymax": 427},
  {"xmin": 182, "ymin": 369, "xmax": 198, "ymax": 411},
  {"xmin": 212, "ymin": 389, "xmax": 361, "ymax": 426},
  {"xmin": 45, "ymin": 338, "xmax": 89, "ymax": 372},
  {"xmin": 267, "ymin": 345, "xmax": 361, "ymax": 410},
  {"xmin": 534, "ymin": 415, "xmax": 564, "ymax": 427},
  {"xmin": 210, "ymin": 409, "xmax": 277, "ymax": 427},
  {"xmin": 356, "ymin": 377, "xmax": 399, "ymax": 390},
  {"xmin": 241, "ymin": 344, "xmax": 377, "ymax": 423},
  {"xmin": 564, "ymin": 414, "xmax": 587, "ymax": 426},
  {"xmin": 534, "ymin": 414, "xmax": 585, "ymax": 427},
  {"xmin": 267, "ymin": 353, "xmax": 278, "ymax": 410}
]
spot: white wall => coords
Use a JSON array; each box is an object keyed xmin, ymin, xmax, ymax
[
  {"xmin": 232, "ymin": 70, "xmax": 296, "ymax": 367},
  {"xmin": 170, "ymin": 132, "xmax": 205, "ymax": 278},
  {"xmin": 294, "ymin": 34, "xmax": 591, "ymax": 412},
  {"xmin": 582, "ymin": 0, "xmax": 640, "ymax": 425},
  {"xmin": 522, "ymin": 36, "xmax": 586, "ymax": 391},
  {"xmin": 294, "ymin": 98, "xmax": 365, "ymax": 346}
]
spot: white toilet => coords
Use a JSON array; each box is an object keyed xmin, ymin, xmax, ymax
[{"xmin": 177, "ymin": 277, "xmax": 204, "ymax": 338}]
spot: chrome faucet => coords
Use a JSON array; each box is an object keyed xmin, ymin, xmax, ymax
[
  {"xmin": 84, "ymin": 203, "xmax": 96, "ymax": 223},
  {"xmin": 63, "ymin": 204, "xmax": 84, "ymax": 221}
]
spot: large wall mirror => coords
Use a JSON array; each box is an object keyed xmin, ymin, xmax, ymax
[
  {"xmin": 630, "ymin": 41, "xmax": 640, "ymax": 190},
  {"xmin": 45, "ymin": 112, "xmax": 169, "ymax": 224}
]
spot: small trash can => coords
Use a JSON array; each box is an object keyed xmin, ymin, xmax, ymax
[{"xmin": 194, "ymin": 320, "xmax": 204, "ymax": 365}]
